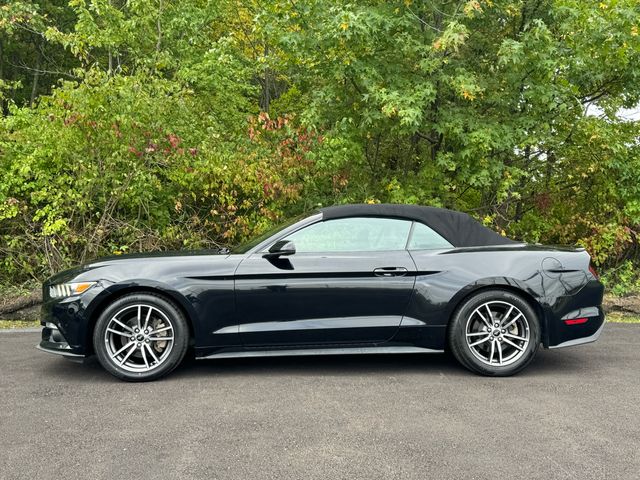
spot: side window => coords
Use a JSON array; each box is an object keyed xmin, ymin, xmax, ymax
[
  {"xmin": 282, "ymin": 217, "xmax": 412, "ymax": 253},
  {"xmin": 408, "ymin": 222, "xmax": 453, "ymax": 250}
]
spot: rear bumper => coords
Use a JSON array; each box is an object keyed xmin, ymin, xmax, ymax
[
  {"xmin": 542, "ymin": 275, "xmax": 606, "ymax": 348},
  {"xmin": 548, "ymin": 315, "xmax": 605, "ymax": 349},
  {"xmin": 546, "ymin": 305, "xmax": 605, "ymax": 349}
]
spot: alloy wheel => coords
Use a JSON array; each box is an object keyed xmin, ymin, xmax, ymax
[
  {"xmin": 103, "ymin": 304, "xmax": 175, "ymax": 373},
  {"xmin": 464, "ymin": 300, "xmax": 530, "ymax": 367}
]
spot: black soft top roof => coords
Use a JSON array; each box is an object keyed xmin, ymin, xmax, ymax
[{"xmin": 320, "ymin": 204, "xmax": 517, "ymax": 248}]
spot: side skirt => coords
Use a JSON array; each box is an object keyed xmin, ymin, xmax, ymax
[{"xmin": 197, "ymin": 345, "xmax": 443, "ymax": 360}]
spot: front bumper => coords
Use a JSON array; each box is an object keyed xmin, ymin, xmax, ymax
[
  {"xmin": 36, "ymin": 344, "xmax": 85, "ymax": 358},
  {"xmin": 37, "ymin": 283, "xmax": 105, "ymax": 357},
  {"xmin": 37, "ymin": 323, "xmax": 87, "ymax": 358}
]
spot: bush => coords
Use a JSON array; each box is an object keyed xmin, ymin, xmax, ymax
[{"xmin": 0, "ymin": 72, "xmax": 331, "ymax": 281}]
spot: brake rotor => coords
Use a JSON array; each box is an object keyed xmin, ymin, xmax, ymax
[{"xmin": 152, "ymin": 318, "xmax": 169, "ymax": 353}]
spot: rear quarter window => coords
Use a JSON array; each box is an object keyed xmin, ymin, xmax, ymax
[{"xmin": 408, "ymin": 222, "xmax": 453, "ymax": 250}]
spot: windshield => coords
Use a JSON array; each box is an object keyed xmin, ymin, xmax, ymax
[{"xmin": 231, "ymin": 212, "xmax": 313, "ymax": 254}]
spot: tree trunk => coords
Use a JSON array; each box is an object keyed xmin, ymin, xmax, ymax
[
  {"xmin": 514, "ymin": 146, "xmax": 531, "ymax": 221},
  {"xmin": 0, "ymin": 37, "xmax": 6, "ymax": 116},
  {"xmin": 156, "ymin": 0, "xmax": 163, "ymax": 52},
  {"xmin": 0, "ymin": 37, "xmax": 4, "ymax": 82},
  {"xmin": 262, "ymin": 43, "xmax": 270, "ymax": 113},
  {"xmin": 29, "ymin": 46, "xmax": 43, "ymax": 107}
]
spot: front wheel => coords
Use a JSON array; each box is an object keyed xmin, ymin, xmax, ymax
[
  {"xmin": 93, "ymin": 293, "xmax": 189, "ymax": 381},
  {"xmin": 448, "ymin": 290, "xmax": 541, "ymax": 376}
]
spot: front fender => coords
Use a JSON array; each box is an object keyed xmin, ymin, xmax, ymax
[{"xmin": 85, "ymin": 279, "xmax": 204, "ymax": 343}]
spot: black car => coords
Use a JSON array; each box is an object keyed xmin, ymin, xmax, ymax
[{"xmin": 38, "ymin": 204, "xmax": 605, "ymax": 381}]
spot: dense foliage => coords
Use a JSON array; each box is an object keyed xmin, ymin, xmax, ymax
[{"xmin": 1, "ymin": 0, "xmax": 639, "ymax": 287}]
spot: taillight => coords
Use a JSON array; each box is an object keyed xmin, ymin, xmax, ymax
[
  {"xmin": 589, "ymin": 264, "xmax": 599, "ymax": 280},
  {"xmin": 565, "ymin": 318, "xmax": 588, "ymax": 325}
]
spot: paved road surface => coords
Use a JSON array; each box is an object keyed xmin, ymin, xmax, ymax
[{"xmin": 1, "ymin": 324, "xmax": 638, "ymax": 480}]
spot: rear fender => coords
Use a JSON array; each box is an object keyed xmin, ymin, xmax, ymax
[{"xmin": 444, "ymin": 277, "xmax": 550, "ymax": 345}]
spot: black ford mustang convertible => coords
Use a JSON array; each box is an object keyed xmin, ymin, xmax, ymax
[{"xmin": 38, "ymin": 204, "xmax": 605, "ymax": 381}]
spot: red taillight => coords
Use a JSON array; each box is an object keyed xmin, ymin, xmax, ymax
[
  {"xmin": 589, "ymin": 264, "xmax": 599, "ymax": 280},
  {"xmin": 564, "ymin": 318, "xmax": 589, "ymax": 325}
]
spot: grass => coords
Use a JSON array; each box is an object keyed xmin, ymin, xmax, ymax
[
  {"xmin": 606, "ymin": 313, "xmax": 640, "ymax": 324},
  {"xmin": 0, "ymin": 281, "xmax": 40, "ymax": 298},
  {"xmin": 0, "ymin": 319, "xmax": 41, "ymax": 329}
]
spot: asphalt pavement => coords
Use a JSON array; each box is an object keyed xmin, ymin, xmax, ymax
[{"xmin": 1, "ymin": 324, "xmax": 639, "ymax": 480}]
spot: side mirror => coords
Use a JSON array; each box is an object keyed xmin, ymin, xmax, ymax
[{"xmin": 265, "ymin": 240, "xmax": 296, "ymax": 258}]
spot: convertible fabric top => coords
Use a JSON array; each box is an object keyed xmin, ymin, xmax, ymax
[{"xmin": 320, "ymin": 204, "xmax": 518, "ymax": 248}]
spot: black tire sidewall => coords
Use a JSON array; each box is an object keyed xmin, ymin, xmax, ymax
[
  {"xmin": 93, "ymin": 293, "xmax": 189, "ymax": 382},
  {"xmin": 448, "ymin": 290, "xmax": 541, "ymax": 376}
]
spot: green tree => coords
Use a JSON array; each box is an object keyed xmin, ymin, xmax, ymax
[
  {"xmin": 0, "ymin": 0, "xmax": 325, "ymax": 280},
  {"xmin": 1, "ymin": 0, "xmax": 639, "ymax": 285},
  {"xmin": 0, "ymin": 0, "xmax": 78, "ymax": 111},
  {"xmin": 258, "ymin": 0, "xmax": 640, "ymax": 265}
]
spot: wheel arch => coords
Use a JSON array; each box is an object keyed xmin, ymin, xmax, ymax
[
  {"xmin": 444, "ymin": 283, "xmax": 548, "ymax": 347},
  {"xmin": 84, "ymin": 284, "xmax": 198, "ymax": 355}
]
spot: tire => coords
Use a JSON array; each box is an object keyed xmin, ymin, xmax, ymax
[
  {"xmin": 93, "ymin": 293, "xmax": 189, "ymax": 382},
  {"xmin": 448, "ymin": 289, "xmax": 541, "ymax": 376}
]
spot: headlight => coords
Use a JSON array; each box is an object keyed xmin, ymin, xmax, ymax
[{"xmin": 49, "ymin": 282, "xmax": 97, "ymax": 298}]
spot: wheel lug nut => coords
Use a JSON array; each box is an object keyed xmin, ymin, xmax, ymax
[
  {"xmin": 501, "ymin": 329, "xmax": 506, "ymax": 333},
  {"xmin": 145, "ymin": 339, "xmax": 150, "ymax": 343},
  {"xmin": 499, "ymin": 337, "xmax": 503, "ymax": 342},
  {"xmin": 130, "ymin": 336, "xmax": 135, "ymax": 341},
  {"xmin": 135, "ymin": 328, "xmax": 139, "ymax": 333},
  {"xmin": 494, "ymin": 323, "xmax": 499, "ymax": 328},
  {"xmin": 137, "ymin": 342, "xmax": 141, "ymax": 347}
]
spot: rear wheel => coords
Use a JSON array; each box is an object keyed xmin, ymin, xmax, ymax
[
  {"xmin": 93, "ymin": 293, "xmax": 189, "ymax": 381},
  {"xmin": 448, "ymin": 290, "xmax": 541, "ymax": 376}
]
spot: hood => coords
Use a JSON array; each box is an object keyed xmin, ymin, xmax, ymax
[{"xmin": 45, "ymin": 250, "xmax": 240, "ymax": 286}]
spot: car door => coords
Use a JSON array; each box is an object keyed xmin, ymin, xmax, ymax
[{"xmin": 234, "ymin": 217, "xmax": 417, "ymax": 346}]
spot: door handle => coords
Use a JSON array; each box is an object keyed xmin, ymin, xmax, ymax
[{"xmin": 373, "ymin": 267, "xmax": 408, "ymax": 277}]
